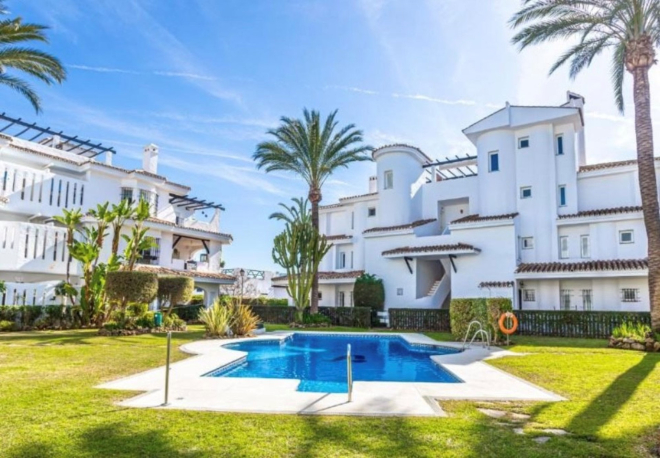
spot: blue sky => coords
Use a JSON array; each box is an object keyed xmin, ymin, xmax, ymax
[{"xmin": 4, "ymin": 0, "xmax": 653, "ymax": 271}]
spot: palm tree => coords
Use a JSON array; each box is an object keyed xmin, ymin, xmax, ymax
[
  {"xmin": 510, "ymin": 0, "xmax": 660, "ymax": 331},
  {"xmin": 109, "ymin": 199, "xmax": 135, "ymax": 258},
  {"xmin": 254, "ymin": 109, "xmax": 372, "ymax": 313},
  {"xmin": 0, "ymin": 1, "xmax": 66, "ymax": 112},
  {"xmin": 269, "ymin": 197, "xmax": 312, "ymax": 226},
  {"xmin": 53, "ymin": 208, "xmax": 82, "ymax": 285}
]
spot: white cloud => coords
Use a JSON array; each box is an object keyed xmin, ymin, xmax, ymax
[{"xmin": 391, "ymin": 93, "xmax": 476, "ymax": 106}]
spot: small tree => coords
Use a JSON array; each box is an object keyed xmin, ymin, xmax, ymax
[
  {"xmin": 109, "ymin": 199, "xmax": 135, "ymax": 259},
  {"xmin": 353, "ymin": 273, "xmax": 385, "ymax": 310},
  {"xmin": 122, "ymin": 199, "xmax": 154, "ymax": 271},
  {"xmin": 272, "ymin": 212, "xmax": 331, "ymax": 322},
  {"xmin": 105, "ymin": 271, "xmax": 158, "ymax": 311},
  {"xmin": 158, "ymin": 276, "xmax": 194, "ymax": 317},
  {"xmin": 53, "ymin": 208, "xmax": 82, "ymax": 288}
]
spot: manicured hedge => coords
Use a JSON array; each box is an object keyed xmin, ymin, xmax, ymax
[
  {"xmin": 449, "ymin": 298, "xmax": 488, "ymax": 340},
  {"xmin": 247, "ymin": 305, "xmax": 371, "ymax": 327},
  {"xmin": 157, "ymin": 276, "xmax": 194, "ymax": 309},
  {"xmin": 388, "ymin": 308, "xmax": 451, "ymax": 331},
  {"xmin": 0, "ymin": 305, "xmax": 81, "ymax": 331},
  {"xmin": 516, "ymin": 310, "xmax": 651, "ymax": 339},
  {"xmin": 105, "ymin": 271, "xmax": 158, "ymax": 304},
  {"xmin": 172, "ymin": 304, "xmax": 204, "ymax": 323}
]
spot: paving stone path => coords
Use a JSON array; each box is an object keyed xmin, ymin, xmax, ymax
[{"xmin": 476, "ymin": 408, "xmax": 570, "ymax": 443}]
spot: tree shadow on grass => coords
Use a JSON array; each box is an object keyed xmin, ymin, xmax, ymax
[{"xmin": 565, "ymin": 352, "xmax": 658, "ymax": 439}]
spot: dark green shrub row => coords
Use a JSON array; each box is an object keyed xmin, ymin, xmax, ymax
[
  {"xmin": 0, "ymin": 305, "xmax": 82, "ymax": 331},
  {"xmin": 246, "ymin": 305, "xmax": 371, "ymax": 327},
  {"xmin": 449, "ymin": 298, "xmax": 512, "ymax": 342},
  {"xmin": 354, "ymin": 274, "xmax": 385, "ymax": 311},
  {"xmin": 389, "ymin": 309, "xmax": 451, "ymax": 331},
  {"xmin": 173, "ymin": 304, "xmax": 205, "ymax": 322}
]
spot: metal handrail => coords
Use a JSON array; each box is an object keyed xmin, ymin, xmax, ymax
[
  {"xmin": 462, "ymin": 320, "xmax": 483, "ymax": 350},
  {"xmin": 347, "ymin": 344, "xmax": 353, "ymax": 402},
  {"xmin": 469, "ymin": 329, "xmax": 490, "ymax": 349}
]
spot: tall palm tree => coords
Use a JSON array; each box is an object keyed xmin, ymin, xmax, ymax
[
  {"xmin": 510, "ymin": 0, "xmax": 660, "ymax": 331},
  {"xmin": 0, "ymin": 1, "xmax": 66, "ymax": 112},
  {"xmin": 254, "ymin": 109, "xmax": 372, "ymax": 313}
]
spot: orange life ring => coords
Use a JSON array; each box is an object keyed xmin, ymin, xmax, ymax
[{"xmin": 498, "ymin": 312, "xmax": 518, "ymax": 335}]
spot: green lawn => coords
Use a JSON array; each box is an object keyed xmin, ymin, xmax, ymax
[{"xmin": 0, "ymin": 326, "xmax": 658, "ymax": 457}]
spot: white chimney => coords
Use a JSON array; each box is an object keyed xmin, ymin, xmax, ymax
[
  {"xmin": 368, "ymin": 176, "xmax": 377, "ymax": 193},
  {"xmin": 142, "ymin": 144, "xmax": 159, "ymax": 174},
  {"xmin": 105, "ymin": 150, "xmax": 113, "ymax": 166}
]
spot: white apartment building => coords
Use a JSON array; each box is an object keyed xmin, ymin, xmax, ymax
[
  {"xmin": 0, "ymin": 114, "xmax": 234, "ymax": 307},
  {"xmin": 275, "ymin": 92, "xmax": 652, "ymax": 312}
]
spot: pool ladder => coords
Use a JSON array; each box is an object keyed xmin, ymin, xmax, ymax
[{"xmin": 461, "ymin": 320, "xmax": 490, "ymax": 350}]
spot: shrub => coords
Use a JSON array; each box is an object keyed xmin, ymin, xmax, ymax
[
  {"xmin": 199, "ymin": 300, "xmax": 233, "ymax": 338},
  {"xmin": 230, "ymin": 303, "xmax": 260, "ymax": 336},
  {"xmin": 302, "ymin": 313, "xmax": 331, "ymax": 326},
  {"xmin": 612, "ymin": 321, "xmax": 652, "ymax": 341},
  {"xmin": 267, "ymin": 298, "xmax": 289, "ymax": 307},
  {"xmin": 135, "ymin": 311, "xmax": 156, "ymax": 329},
  {"xmin": 20, "ymin": 306, "xmax": 44, "ymax": 329},
  {"xmin": 0, "ymin": 320, "xmax": 14, "ymax": 332},
  {"xmin": 189, "ymin": 293, "xmax": 204, "ymax": 305},
  {"xmin": 450, "ymin": 298, "xmax": 488, "ymax": 340},
  {"xmin": 0, "ymin": 305, "xmax": 19, "ymax": 322},
  {"xmin": 157, "ymin": 276, "xmax": 194, "ymax": 316},
  {"xmin": 105, "ymin": 271, "xmax": 158, "ymax": 305},
  {"xmin": 353, "ymin": 273, "xmax": 385, "ymax": 311},
  {"xmin": 173, "ymin": 304, "xmax": 204, "ymax": 323},
  {"xmin": 103, "ymin": 321, "xmax": 120, "ymax": 331},
  {"xmin": 486, "ymin": 297, "xmax": 513, "ymax": 343}
]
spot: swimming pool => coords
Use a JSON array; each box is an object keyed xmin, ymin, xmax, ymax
[{"xmin": 206, "ymin": 333, "xmax": 461, "ymax": 393}]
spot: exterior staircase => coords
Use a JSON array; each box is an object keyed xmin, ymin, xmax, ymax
[{"xmin": 427, "ymin": 280, "xmax": 442, "ymax": 297}]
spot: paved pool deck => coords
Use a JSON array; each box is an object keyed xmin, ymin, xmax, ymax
[{"xmin": 97, "ymin": 331, "xmax": 564, "ymax": 417}]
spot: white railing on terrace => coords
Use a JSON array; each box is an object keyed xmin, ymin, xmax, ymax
[
  {"xmin": 0, "ymin": 221, "xmax": 75, "ymax": 275},
  {"xmin": 2, "ymin": 280, "xmax": 60, "ymax": 306}
]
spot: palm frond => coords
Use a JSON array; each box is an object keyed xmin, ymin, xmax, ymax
[
  {"xmin": 0, "ymin": 73, "xmax": 39, "ymax": 111},
  {"xmin": 611, "ymin": 40, "xmax": 626, "ymax": 113}
]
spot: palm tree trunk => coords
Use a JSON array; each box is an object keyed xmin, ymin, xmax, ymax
[
  {"xmin": 309, "ymin": 187, "xmax": 321, "ymax": 314},
  {"xmin": 632, "ymin": 66, "xmax": 660, "ymax": 332}
]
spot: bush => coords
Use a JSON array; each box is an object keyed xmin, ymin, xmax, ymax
[
  {"xmin": 103, "ymin": 321, "xmax": 120, "ymax": 331},
  {"xmin": 163, "ymin": 313, "xmax": 186, "ymax": 331},
  {"xmin": 0, "ymin": 320, "xmax": 14, "ymax": 332},
  {"xmin": 189, "ymin": 293, "xmax": 204, "ymax": 305},
  {"xmin": 157, "ymin": 276, "xmax": 194, "ymax": 314},
  {"xmin": 612, "ymin": 321, "xmax": 652, "ymax": 341},
  {"xmin": 230, "ymin": 303, "xmax": 260, "ymax": 336},
  {"xmin": 486, "ymin": 297, "xmax": 513, "ymax": 343},
  {"xmin": 173, "ymin": 304, "xmax": 204, "ymax": 323},
  {"xmin": 0, "ymin": 305, "xmax": 19, "ymax": 322},
  {"xmin": 353, "ymin": 273, "xmax": 385, "ymax": 311},
  {"xmin": 450, "ymin": 298, "xmax": 488, "ymax": 340},
  {"xmin": 266, "ymin": 298, "xmax": 288, "ymax": 307},
  {"xmin": 199, "ymin": 300, "xmax": 233, "ymax": 338},
  {"xmin": 105, "ymin": 271, "xmax": 158, "ymax": 305},
  {"xmin": 135, "ymin": 311, "xmax": 156, "ymax": 329},
  {"xmin": 302, "ymin": 313, "xmax": 331, "ymax": 326},
  {"xmin": 19, "ymin": 306, "xmax": 44, "ymax": 329}
]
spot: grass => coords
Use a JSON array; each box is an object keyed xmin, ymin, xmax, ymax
[{"xmin": 0, "ymin": 326, "xmax": 658, "ymax": 457}]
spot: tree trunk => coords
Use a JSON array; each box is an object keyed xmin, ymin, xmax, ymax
[
  {"xmin": 309, "ymin": 187, "xmax": 321, "ymax": 314},
  {"xmin": 632, "ymin": 66, "xmax": 660, "ymax": 331}
]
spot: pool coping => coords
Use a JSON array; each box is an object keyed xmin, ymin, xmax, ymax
[{"xmin": 97, "ymin": 331, "xmax": 565, "ymax": 417}]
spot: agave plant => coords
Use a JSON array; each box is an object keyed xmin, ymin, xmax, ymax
[
  {"xmin": 198, "ymin": 299, "xmax": 234, "ymax": 338},
  {"xmin": 229, "ymin": 302, "xmax": 261, "ymax": 336}
]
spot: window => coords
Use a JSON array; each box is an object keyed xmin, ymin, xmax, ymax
[
  {"xmin": 384, "ymin": 170, "xmax": 393, "ymax": 189},
  {"xmin": 560, "ymin": 289, "xmax": 572, "ymax": 310},
  {"xmin": 57, "ymin": 179, "xmax": 62, "ymax": 207},
  {"xmin": 558, "ymin": 185, "xmax": 566, "ymax": 206},
  {"xmin": 351, "ymin": 211, "xmax": 354, "ymax": 230},
  {"xmin": 518, "ymin": 137, "xmax": 530, "ymax": 149},
  {"xmin": 120, "ymin": 187, "xmax": 133, "ymax": 203},
  {"xmin": 49, "ymin": 179, "xmax": 54, "ymax": 205},
  {"xmin": 139, "ymin": 189, "xmax": 158, "ymax": 216},
  {"xmin": 396, "ymin": 288, "xmax": 403, "ymax": 296},
  {"xmin": 621, "ymin": 288, "xmax": 640, "ymax": 302},
  {"xmin": 338, "ymin": 252, "xmax": 346, "ymax": 269},
  {"xmin": 582, "ymin": 289, "xmax": 592, "ymax": 310},
  {"xmin": 580, "ymin": 235, "xmax": 590, "ymax": 258},
  {"xmin": 199, "ymin": 253, "xmax": 208, "ymax": 262},
  {"xmin": 523, "ymin": 289, "xmax": 536, "ymax": 302},
  {"xmin": 318, "ymin": 292, "xmax": 322, "ymax": 300},
  {"xmin": 619, "ymin": 230, "xmax": 634, "ymax": 244},
  {"xmin": 521, "ymin": 237, "xmax": 534, "ymax": 250},
  {"xmin": 556, "ymin": 135, "xmax": 564, "ymax": 155},
  {"xmin": 80, "ymin": 185, "xmax": 84, "ymax": 205},
  {"xmin": 339, "ymin": 291, "xmax": 345, "ymax": 307},
  {"xmin": 350, "ymin": 251, "xmax": 354, "ymax": 269},
  {"xmin": 138, "ymin": 237, "xmax": 160, "ymax": 265},
  {"xmin": 520, "ymin": 187, "xmax": 532, "ymax": 199},
  {"xmin": 559, "ymin": 236, "xmax": 569, "ymax": 259},
  {"xmin": 488, "ymin": 151, "xmax": 499, "ymax": 172},
  {"xmin": 368, "ymin": 207, "xmax": 376, "ymax": 217}
]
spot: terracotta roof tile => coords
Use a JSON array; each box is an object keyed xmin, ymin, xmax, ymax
[
  {"xmin": 382, "ymin": 243, "xmax": 478, "ymax": 256},
  {"xmin": 133, "ymin": 264, "xmax": 235, "ymax": 280},
  {"xmin": 272, "ymin": 270, "xmax": 364, "ymax": 282},
  {"xmin": 479, "ymin": 281, "xmax": 514, "ymax": 288},
  {"xmin": 451, "ymin": 213, "xmax": 518, "ymax": 224},
  {"xmin": 579, "ymin": 157, "xmax": 660, "ymax": 173},
  {"xmin": 325, "ymin": 234, "xmax": 352, "ymax": 241},
  {"xmin": 339, "ymin": 192, "xmax": 378, "ymax": 202},
  {"xmin": 515, "ymin": 259, "xmax": 648, "ymax": 274},
  {"xmin": 363, "ymin": 218, "xmax": 436, "ymax": 234},
  {"xmin": 558, "ymin": 206, "xmax": 643, "ymax": 219}
]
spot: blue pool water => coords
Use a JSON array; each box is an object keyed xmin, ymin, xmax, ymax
[{"xmin": 206, "ymin": 333, "xmax": 461, "ymax": 392}]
